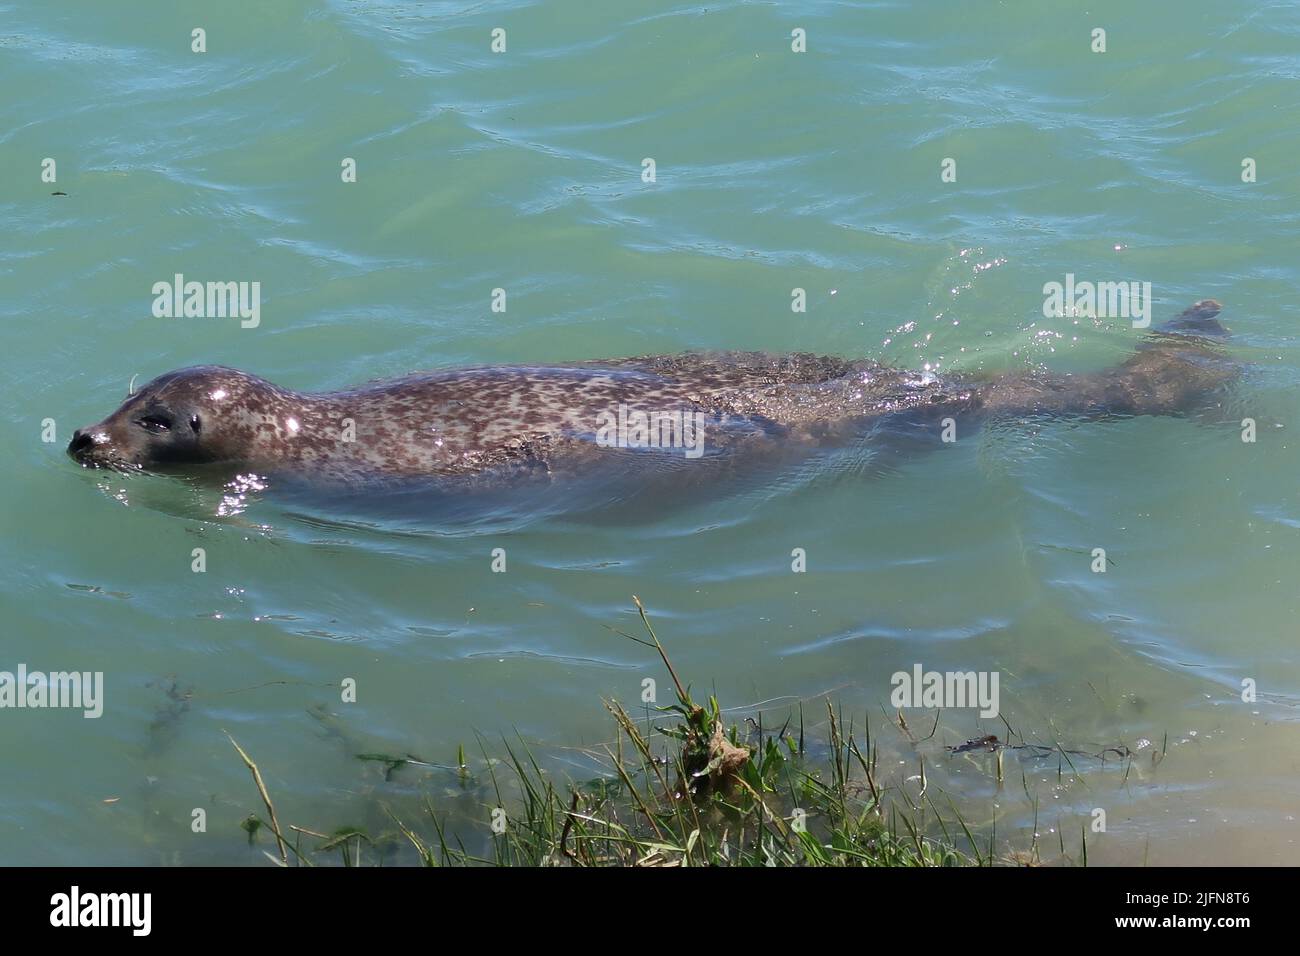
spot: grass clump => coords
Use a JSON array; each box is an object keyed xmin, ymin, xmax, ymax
[{"xmin": 231, "ymin": 596, "xmax": 983, "ymax": 867}]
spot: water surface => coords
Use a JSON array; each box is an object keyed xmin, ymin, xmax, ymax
[{"xmin": 2, "ymin": 0, "xmax": 1298, "ymax": 864}]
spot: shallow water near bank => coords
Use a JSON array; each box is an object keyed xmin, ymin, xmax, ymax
[{"xmin": 2, "ymin": 0, "xmax": 1299, "ymax": 864}]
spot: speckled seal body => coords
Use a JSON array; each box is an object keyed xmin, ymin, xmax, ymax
[{"xmin": 67, "ymin": 301, "xmax": 1236, "ymax": 487}]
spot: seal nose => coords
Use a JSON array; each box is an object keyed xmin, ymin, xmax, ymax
[{"xmin": 68, "ymin": 429, "xmax": 95, "ymax": 457}]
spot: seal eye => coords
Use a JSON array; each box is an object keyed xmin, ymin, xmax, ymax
[
  {"xmin": 137, "ymin": 414, "xmax": 172, "ymax": 434},
  {"xmin": 189, "ymin": 414, "xmax": 201, "ymax": 433}
]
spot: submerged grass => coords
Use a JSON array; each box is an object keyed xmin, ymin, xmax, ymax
[{"xmin": 229, "ymin": 597, "xmax": 1101, "ymax": 867}]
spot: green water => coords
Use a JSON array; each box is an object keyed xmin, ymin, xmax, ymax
[{"xmin": 2, "ymin": 0, "xmax": 1299, "ymax": 865}]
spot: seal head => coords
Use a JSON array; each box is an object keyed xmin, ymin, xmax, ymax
[{"xmin": 67, "ymin": 366, "xmax": 270, "ymax": 472}]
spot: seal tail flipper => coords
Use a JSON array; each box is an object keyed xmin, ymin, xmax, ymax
[
  {"xmin": 1107, "ymin": 299, "xmax": 1239, "ymax": 415},
  {"xmin": 1156, "ymin": 298, "xmax": 1228, "ymax": 339},
  {"xmin": 976, "ymin": 300, "xmax": 1239, "ymax": 419}
]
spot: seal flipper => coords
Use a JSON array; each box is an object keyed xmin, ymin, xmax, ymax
[
  {"xmin": 1157, "ymin": 299, "xmax": 1228, "ymax": 339},
  {"xmin": 975, "ymin": 300, "xmax": 1240, "ymax": 420}
]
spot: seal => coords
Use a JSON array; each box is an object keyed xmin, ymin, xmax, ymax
[{"xmin": 67, "ymin": 301, "xmax": 1237, "ymax": 488}]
